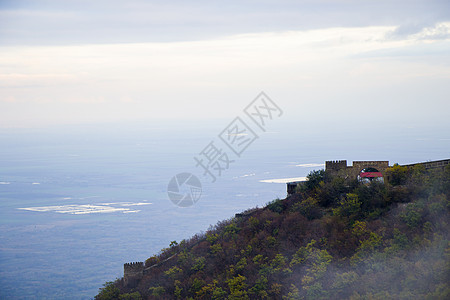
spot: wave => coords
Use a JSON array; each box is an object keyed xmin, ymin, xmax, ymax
[
  {"xmin": 295, "ymin": 163, "xmax": 324, "ymax": 167},
  {"xmin": 260, "ymin": 177, "xmax": 307, "ymax": 183},
  {"xmin": 17, "ymin": 201, "xmax": 152, "ymax": 215}
]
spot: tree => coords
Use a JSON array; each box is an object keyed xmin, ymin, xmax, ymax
[
  {"xmin": 119, "ymin": 292, "xmax": 142, "ymax": 300},
  {"xmin": 148, "ymin": 286, "xmax": 165, "ymax": 297},
  {"xmin": 96, "ymin": 282, "xmax": 120, "ymax": 300},
  {"xmin": 301, "ymin": 169, "xmax": 325, "ymax": 192},
  {"xmin": 332, "ymin": 193, "xmax": 361, "ymax": 219},
  {"xmin": 98, "ymin": 161, "xmax": 450, "ymax": 300},
  {"xmin": 164, "ymin": 266, "xmax": 183, "ymax": 279},
  {"xmin": 386, "ymin": 164, "xmax": 408, "ymax": 186},
  {"xmin": 283, "ymin": 284, "xmax": 300, "ymax": 299},
  {"xmin": 292, "ymin": 196, "xmax": 322, "ymax": 220},
  {"xmin": 227, "ymin": 275, "xmax": 249, "ymax": 299},
  {"xmin": 267, "ymin": 198, "xmax": 284, "ymax": 213}
]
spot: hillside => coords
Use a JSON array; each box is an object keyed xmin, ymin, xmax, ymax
[{"xmin": 96, "ymin": 164, "xmax": 450, "ymax": 299}]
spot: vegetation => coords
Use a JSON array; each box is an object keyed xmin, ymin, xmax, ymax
[{"xmin": 97, "ymin": 165, "xmax": 450, "ymax": 299}]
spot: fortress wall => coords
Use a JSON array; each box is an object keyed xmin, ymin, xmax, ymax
[
  {"xmin": 124, "ymin": 262, "xmax": 144, "ymax": 288},
  {"xmin": 325, "ymin": 160, "xmax": 349, "ymax": 177},
  {"xmin": 325, "ymin": 159, "xmax": 448, "ymax": 182},
  {"xmin": 325, "ymin": 160, "xmax": 390, "ymax": 180},
  {"xmin": 350, "ymin": 161, "xmax": 389, "ymax": 179},
  {"xmin": 403, "ymin": 159, "xmax": 450, "ymax": 170}
]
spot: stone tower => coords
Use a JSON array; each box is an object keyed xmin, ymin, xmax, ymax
[
  {"xmin": 325, "ymin": 160, "xmax": 348, "ymax": 177},
  {"xmin": 123, "ymin": 262, "xmax": 144, "ymax": 288}
]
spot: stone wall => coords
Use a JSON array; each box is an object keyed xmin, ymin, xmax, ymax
[
  {"xmin": 403, "ymin": 159, "xmax": 449, "ymax": 170},
  {"xmin": 325, "ymin": 160, "xmax": 389, "ymax": 180},
  {"xmin": 289, "ymin": 158, "xmax": 448, "ymax": 197},
  {"xmin": 124, "ymin": 262, "xmax": 144, "ymax": 288},
  {"xmin": 350, "ymin": 161, "xmax": 389, "ymax": 179}
]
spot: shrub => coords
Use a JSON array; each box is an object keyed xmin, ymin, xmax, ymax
[
  {"xmin": 148, "ymin": 286, "xmax": 165, "ymax": 297},
  {"xmin": 191, "ymin": 257, "xmax": 206, "ymax": 272},
  {"xmin": 119, "ymin": 292, "xmax": 142, "ymax": 300},
  {"xmin": 145, "ymin": 256, "xmax": 158, "ymax": 267},
  {"xmin": 292, "ymin": 196, "xmax": 323, "ymax": 220},
  {"xmin": 333, "ymin": 193, "xmax": 361, "ymax": 219},
  {"xmin": 267, "ymin": 198, "xmax": 284, "ymax": 213},
  {"xmin": 401, "ymin": 202, "xmax": 425, "ymax": 228},
  {"xmin": 298, "ymin": 169, "xmax": 325, "ymax": 193},
  {"xmin": 95, "ymin": 281, "xmax": 120, "ymax": 300},
  {"xmin": 386, "ymin": 164, "xmax": 408, "ymax": 186},
  {"xmin": 165, "ymin": 266, "xmax": 183, "ymax": 279},
  {"xmin": 227, "ymin": 275, "xmax": 249, "ymax": 299}
]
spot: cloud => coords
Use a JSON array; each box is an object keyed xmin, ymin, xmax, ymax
[
  {"xmin": 387, "ymin": 22, "xmax": 450, "ymax": 41},
  {"xmin": 0, "ymin": 73, "xmax": 77, "ymax": 87},
  {"xmin": 1, "ymin": 0, "xmax": 449, "ymax": 45},
  {"xmin": 0, "ymin": 25, "xmax": 448, "ymax": 128},
  {"xmin": 415, "ymin": 22, "xmax": 450, "ymax": 40}
]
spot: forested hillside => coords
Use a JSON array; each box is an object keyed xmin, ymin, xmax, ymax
[{"xmin": 97, "ymin": 164, "xmax": 450, "ymax": 299}]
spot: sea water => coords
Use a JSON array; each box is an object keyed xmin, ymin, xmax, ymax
[{"xmin": 0, "ymin": 119, "xmax": 448, "ymax": 299}]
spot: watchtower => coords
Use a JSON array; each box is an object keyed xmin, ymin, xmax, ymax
[
  {"xmin": 124, "ymin": 262, "xmax": 144, "ymax": 288},
  {"xmin": 325, "ymin": 160, "xmax": 348, "ymax": 177}
]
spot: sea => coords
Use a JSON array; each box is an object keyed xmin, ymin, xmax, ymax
[{"xmin": 0, "ymin": 118, "xmax": 448, "ymax": 299}]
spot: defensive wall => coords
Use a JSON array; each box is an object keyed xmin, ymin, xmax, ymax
[
  {"xmin": 402, "ymin": 159, "xmax": 449, "ymax": 170},
  {"xmin": 123, "ymin": 262, "xmax": 144, "ymax": 287},
  {"xmin": 287, "ymin": 158, "xmax": 449, "ymax": 195},
  {"xmin": 325, "ymin": 160, "xmax": 389, "ymax": 180},
  {"xmin": 124, "ymin": 158, "xmax": 450, "ymax": 286}
]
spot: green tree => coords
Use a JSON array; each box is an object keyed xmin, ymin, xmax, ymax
[
  {"xmin": 332, "ymin": 271, "xmax": 358, "ymax": 297},
  {"xmin": 190, "ymin": 278, "xmax": 205, "ymax": 295},
  {"xmin": 145, "ymin": 255, "xmax": 158, "ymax": 267},
  {"xmin": 119, "ymin": 292, "xmax": 142, "ymax": 300},
  {"xmin": 401, "ymin": 201, "xmax": 425, "ymax": 228},
  {"xmin": 174, "ymin": 280, "xmax": 183, "ymax": 299},
  {"xmin": 386, "ymin": 164, "xmax": 408, "ymax": 186},
  {"xmin": 148, "ymin": 286, "xmax": 165, "ymax": 297},
  {"xmin": 191, "ymin": 256, "xmax": 206, "ymax": 272},
  {"xmin": 270, "ymin": 253, "xmax": 287, "ymax": 273},
  {"xmin": 267, "ymin": 198, "xmax": 284, "ymax": 213},
  {"xmin": 292, "ymin": 196, "xmax": 322, "ymax": 220},
  {"xmin": 332, "ymin": 193, "xmax": 361, "ymax": 219},
  {"xmin": 198, "ymin": 280, "xmax": 227, "ymax": 299},
  {"xmin": 350, "ymin": 221, "xmax": 382, "ymax": 264},
  {"xmin": 95, "ymin": 281, "xmax": 120, "ymax": 300},
  {"xmin": 283, "ymin": 284, "xmax": 300, "ymax": 300},
  {"xmin": 227, "ymin": 275, "xmax": 249, "ymax": 299},
  {"xmin": 164, "ymin": 266, "xmax": 183, "ymax": 279},
  {"xmin": 236, "ymin": 257, "xmax": 247, "ymax": 272},
  {"xmin": 299, "ymin": 169, "xmax": 325, "ymax": 193},
  {"xmin": 249, "ymin": 276, "xmax": 268, "ymax": 298}
]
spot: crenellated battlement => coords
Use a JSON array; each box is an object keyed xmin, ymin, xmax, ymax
[
  {"xmin": 325, "ymin": 160, "xmax": 349, "ymax": 178},
  {"xmin": 325, "ymin": 160, "xmax": 347, "ymax": 170},
  {"xmin": 324, "ymin": 160, "xmax": 390, "ymax": 180},
  {"xmin": 124, "ymin": 261, "xmax": 144, "ymax": 272},
  {"xmin": 124, "ymin": 261, "xmax": 144, "ymax": 288}
]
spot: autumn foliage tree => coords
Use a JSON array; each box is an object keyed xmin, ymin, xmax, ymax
[{"xmin": 97, "ymin": 166, "xmax": 449, "ymax": 299}]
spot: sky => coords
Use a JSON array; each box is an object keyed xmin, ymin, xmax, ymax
[{"xmin": 0, "ymin": 0, "xmax": 449, "ymax": 128}]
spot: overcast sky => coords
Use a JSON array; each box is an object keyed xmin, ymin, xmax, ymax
[{"xmin": 0, "ymin": 0, "xmax": 449, "ymax": 128}]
